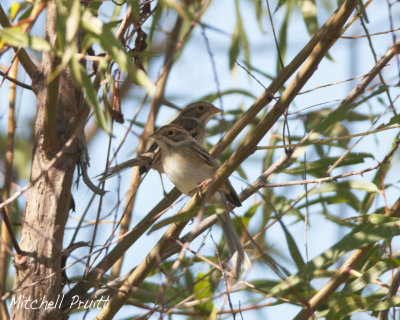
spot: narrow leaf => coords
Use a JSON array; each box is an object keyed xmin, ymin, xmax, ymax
[
  {"xmin": 0, "ymin": 28, "xmax": 51, "ymax": 51},
  {"xmin": 278, "ymin": 219, "xmax": 305, "ymax": 270},
  {"xmin": 70, "ymin": 57, "xmax": 109, "ymax": 133}
]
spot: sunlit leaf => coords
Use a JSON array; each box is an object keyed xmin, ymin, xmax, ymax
[
  {"xmin": 342, "ymin": 258, "xmax": 400, "ymax": 294},
  {"xmin": 0, "ymin": 27, "xmax": 51, "ymax": 51},
  {"xmin": 300, "ymin": 0, "xmax": 318, "ymax": 35},
  {"xmin": 65, "ymin": 0, "xmax": 80, "ymax": 43},
  {"xmin": 327, "ymin": 294, "xmax": 400, "ymax": 318},
  {"xmin": 9, "ymin": 3, "xmax": 21, "ymax": 21}
]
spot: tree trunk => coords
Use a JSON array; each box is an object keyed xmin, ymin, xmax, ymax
[{"xmin": 10, "ymin": 2, "xmax": 84, "ymax": 319}]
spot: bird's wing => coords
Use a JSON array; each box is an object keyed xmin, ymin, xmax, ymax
[
  {"xmin": 173, "ymin": 116, "xmax": 203, "ymax": 141},
  {"xmin": 190, "ymin": 143, "xmax": 241, "ymax": 207}
]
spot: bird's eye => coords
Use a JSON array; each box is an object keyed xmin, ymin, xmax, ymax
[
  {"xmin": 198, "ymin": 105, "xmax": 204, "ymax": 110},
  {"xmin": 167, "ymin": 130, "xmax": 174, "ymax": 136}
]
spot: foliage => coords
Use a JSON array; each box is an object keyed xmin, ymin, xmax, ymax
[{"xmin": 0, "ymin": 0, "xmax": 399, "ymax": 319}]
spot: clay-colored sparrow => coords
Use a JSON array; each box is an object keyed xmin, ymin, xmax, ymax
[
  {"xmin": 100, "ymin": 102, "xmax": 220, "ymax": 180},
  {"xmin": 150, "ymin": 124, "xmax": 251, "ymax": 276}
]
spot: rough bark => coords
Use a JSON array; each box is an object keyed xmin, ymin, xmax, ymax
[{"xmin": 10, "ymin": 2, "xmax": 83, "ymax": 319}]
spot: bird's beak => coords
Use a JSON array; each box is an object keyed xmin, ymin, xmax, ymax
[
  {"xmin": 150, "ymin": 131, "xmax": 161, "ymax": 140},
  {"xmin": 211, "ymin": 106, "xmax": 221, "ymax": 114}
]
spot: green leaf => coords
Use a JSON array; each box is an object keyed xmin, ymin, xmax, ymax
[
  {"xmin": 276, "ymin": 0, "xmax": 289, "ymax": 11},
  {"xmin": 242, "ymin": 203, "xmax": 260, "ymax": 227},
  {"xmin": 15, "ymin": 2, "xmax": 33, "ymax": 22},
  {"xmin": 277, "ymin": 6, "xmax": 290, "ymax": 71},
  {"xmin": 345, "ymin": 111, "xmax": 373, "ymax": 122},
  {"xmin": 300, "ymin": 0, "xmax": 318, "ymax": 35},
  {"xmin": 80, "ymin": 9, "xmax": 155, "ymax": 93},
  {"xmin": 228, "ymin": 25, "xmax": 240, "ymax": 70},
  {"xmin": 0, "ymin": 27, "xmax": 51, "ymax": 51},
  {"xmin": 146, "ymin": 5, "xmax": 162, "ymax": 67},
  {"xmin": 273, "ymin": 195, "xmax": 304, "ymax": 220},
  {"xmin": 234, "ymin": 0, "xmax": 250, "ymax": 67},
  {"xmin": 309, "ymin": 180, "xmax": 380, "ymax": 195},
  {"xmin": 278, "ymin": 219, "xmax": 305, "ymax": 270},
  {"xmin": 303, "ymin": 218, "xmax": 400, "ymax": 272},
  {"xmin": 388, "ymin": 114, "xmax": 400, "ymax": 125},
  {"xmin": 159, "ymin": 0, "xmax": 192, "ymax": 21},
  {"xmin": 311, "ymin": 87, "xmax": 386, "ymax": 134},
  {"xmin": 65, "ymin": 0, "xmax": 81, "ymax": 43},
  {"xmin": 356, "ymin": 0, "xmax": 369, "ymax": 23},
  {"xmin": 283, "ymin": 153, "xmax": 374, "ymax": 176},
  {"xmin": 342, "ymin": 258, "xmax": 400, "ymax": 294},
  {"xmin": 208, "ymin": 306, "xmax": 218, "ymax": 320},
  {"xmin": 327, "ymin": 294, "xmax": 400, "ymax": 319},
  {"xmin": 297, "ymin": 194, "xmax": 361, "ymax": 212},
  {"xmin": 70, "ymin": 57, "xmax": 109, "ymax": 134},
  {"xmin": 87, "ymin": 0, "xmax": 102, "ymax": 14},
  {"xmin": 135, "ymin": 69, "xmax": 156, "ymax": 94},
  {"xmin": 51, "ymin": 0, "xmax": 80, "ymax": 80},
  {"xmin": 194, "ymin": 273, "xmax": 214, "ymax": 312},
  {"xmin": 253, "ymin": 0, "xmax": 264, "ymax": 32}
]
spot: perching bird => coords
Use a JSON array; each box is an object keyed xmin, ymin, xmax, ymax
[
  {"xmin": 99, "ymin": 102, "xmax": 220, "ymax": 180},
  {"xmin": 150, "ymin": 124, "xmax": 251, "ymax": 276}
]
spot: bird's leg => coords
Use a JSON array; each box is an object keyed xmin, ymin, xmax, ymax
[
  {"xmin": 158, "ymin": 172, "xmax": 168, "ymax": 197},
  {"xmin": 189, "ymin": 178, "xmax": 213, "ymax": 199}
]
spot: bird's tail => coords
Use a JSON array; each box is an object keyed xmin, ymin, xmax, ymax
[
  {"xmin": 217, "ymin": 210, "xmax": 251, "ymax": 277},
  {"xmin": 96, "ymin": 153, "xmax": 154, "ymax": 181}
]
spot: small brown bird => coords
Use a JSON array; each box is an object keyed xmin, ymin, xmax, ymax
[
  {"xmin": 99, "ymin": 102, "xmax": 220, "ymax": 180},
  {"xmin": 151, "ymin": 124, "xmax": 251, "ymax": 276}
]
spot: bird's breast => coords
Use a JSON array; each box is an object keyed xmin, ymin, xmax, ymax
[{"xmin": 161, "ymin": 150, "xmax": 211, "ymax": 195}]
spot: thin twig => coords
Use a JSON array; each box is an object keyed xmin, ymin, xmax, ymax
[
  {"xmin": 0, "ymin": 69, "xmax": 32, "ymax": 90},
  {"xmin": 256, "ymin": 123, "xmax": 400, "ymax": 150},
  {"xmin": 341, "ymin": 26, "xmax": 400, "ymax": 39}
]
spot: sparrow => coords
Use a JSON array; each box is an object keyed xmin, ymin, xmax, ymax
[
  {"xmin": 150, "ymin": 124, "xmax": 251, "ymax": 276},
  {"xmin": 99, "ymin": 102, "xmax": 220, "ymax": 180}
]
